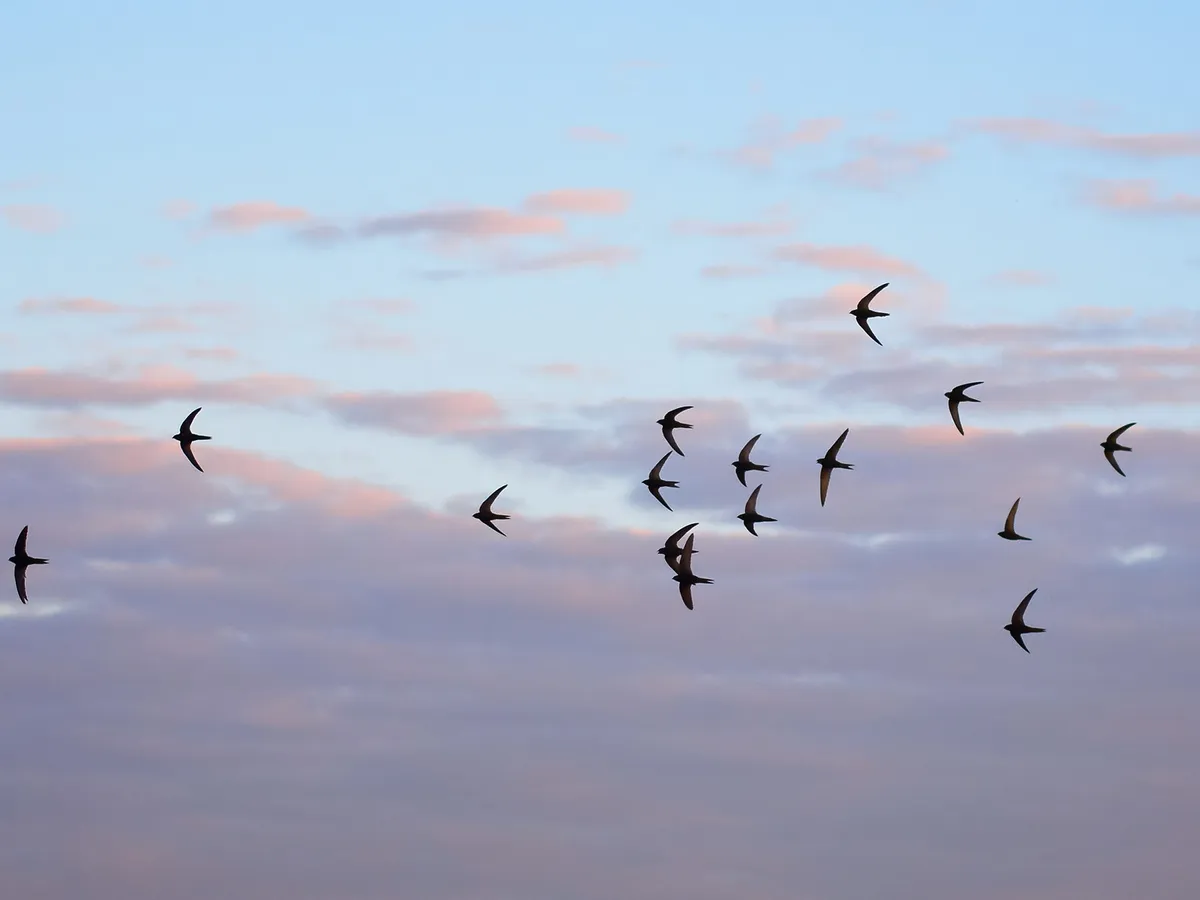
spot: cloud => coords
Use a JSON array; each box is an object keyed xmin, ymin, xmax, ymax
[
  {"xmin": 700, "ymin": 264, "xmax": 769, "ymax": 279},
  {"xmin": 341, "ymin": 298, "xmax": 416, "ymax": 314},
  {"xmin": 358, "ymin": 208, "xmax": 564, "ymax": 240},
  {"xmin": 725, "ymin": 115, "xmax": 842, "ymax": 171},
  {"xmin": 324, "ymin": 389, "xmax": 504, "ymax": 435},
  {"xmin": 20, "ymin": 297, "xmax": 124, "ymax": 315},
  {"xmin": 969, "ymin": 117, "xmax": 1200, "ymax": 158},
  {"xmin": 208, "ymin": 201, "xmax": 311, "ymax": 232},
  {"xmin": 673, "ymin": 214, "xmax": 795, "ymax": 238},
  {"xmin": 771, "ymin": 242, "xmax": 924, "ymax": 277},
  {"xmin": 989, "ymin": 269, "xmax": 1055, "ymax": 287},
  {"xmin": 160, "ymin": 199, "xmax": 196, "ymax": 220},
  {"xmin": 826, "ymin": 137, "xmax": 950, "ymax": 190},
  {"xmin": 524, "ymin": 189, "xmax": 630, "ymax": 215},
  {"xmin": 490, "ymin": 245, "xmax": 638, "ymax": 273},
  {"xmin": 2, "ymin": 204, "xmax": 65, "ymax": 233},
  {"xmin": 1083, "ymin": 179, "xmax": 1200, "ymax": 215},
  {"xmin": 567, "ymin": 126, "xmax": 623, "ymax": 144}
]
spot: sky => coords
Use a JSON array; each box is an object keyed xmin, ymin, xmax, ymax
[{"xmin": 2, "ymin": 0, "xmax": 1200, "ymax": 896}]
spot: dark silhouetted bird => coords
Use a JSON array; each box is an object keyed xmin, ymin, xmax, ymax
[
  {"xmin": 1101, "ymin": 422, "xmax": 1136, "ymax": 476},
  {"xmin": 850, "ymin": 283, "xmax": 890, "ymax": 345},
  {"xmin": 817, "ymin": 428, "xmax": 853, "ymax": 507},
  {"xmin": 945, "ymin": 382, "xmax": 983, "ymax": 436},
  {"xmin": 657, "ymin": 406, "xmax": 693, "ymax": 456},
  {"xmin": 473, "ymin": 485, "xmax": 511, "ymax": 536},
  {"xmin": 998, "ymin": 497, "xmax": 1031, "ymax": 541},
  {"xmin": 9, "ymin": 526, "xmax": 48, "ymax": 605},
  {"xmin": 1004, "ymin": 588, "xmax": 1045, "ymax": 653},
  {"xmin": 732, "ymin": 434, "xmax": 768, "ymax": 487},
  {"xmin": 672, "ymin": 534, "xmax": 712, "ymax": 611},
  {"xmin": 737, "ymin": 484, "xmax": 777, "ymax": 536},
  {"xmin": 173, "ymin": 407, "xmax": 212, "ymax": 472},
  {"xmin": 642, "ymin": 452, "xmax": 679, "ymax": 511},
  {"xmin": 658, "ymin": 522, "xmax": 699, "ymax": 575}
]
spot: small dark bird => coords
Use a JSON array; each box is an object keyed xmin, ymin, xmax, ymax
[
  {"xmin": 817, "ymin": 428, "xmax": 853, "ymax": 507},
  {"xmin": 1004, "ymin": 588, "xmax": 1046, "ymax": 653},
  {"xmin": 998, "ymin": 497, "xmax": 1031, "ymax": 541},
  {"xmin": 642, "ymin": 452, "xmax": 679, "ymax": 511},
  {"xmin": 658, "ymin": 522, "xmax": 699, "ymax": 575},
  {"xmin": 173, "ymin": 407, "xmax": 212, "ymax": 472},
  {"xmin": 1101, "ymin": 422, "xmax": 1136, "ymax": 477},
  {"xmin": 945, "ymin": 382, "xmax": 983, "ymax": 436},
  {"xmin": 9, "ymin": 526, "xmax": 48, "ymax": 605},
  {"xmin": 737, "ymin": 484, "xmax": 777, "ymax": 536},
  {"xmin": 849, "ymin": 283, "xmax": 890, "ymax": 345},
  {"xmin": 732, "ymin": 434, "xmax": 768, "ymax": 487},
  {"xmin": 473, "ymin": 484, "xmax": 510, "ymax": 536},
  {"xmin": 657, "ymin": 406, "xmax": 693, "ymax": 456},
  {"xmin": 672, "ymin": 534, "xmax": 713, "ymax": 611}
]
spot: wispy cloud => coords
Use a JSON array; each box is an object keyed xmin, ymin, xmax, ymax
[
  {"xmin": 1083, "ymin": 179, "xmax": 1200, "ymax": 215},
  {"xmin": 2, "ymin": 204, "xmax": 66, "ymax": 233},
  {"xmin": 969, "ymin": 117, "xmax": 1200, "ymax": 157},
  {"xmin": 208, "ymin": 201, "xmax": 311, "ymax": 231},
  {"xmin": 725, "ymin": 116, "xmax": 842, "ymax": 171},
  {"xmin": 825, "ymin": 137, "xmax": 950, "ymax": 190},
  {"xmin": 567, "ymin": 126, "xmax": 623, "ymax": 144},
  {"xmin": 771, "ymin": 243, "xmax": 924, "ymax": 277},
  {"xmin": 523, "ymin": 189, "xmax": 630, "ymax": 216}
]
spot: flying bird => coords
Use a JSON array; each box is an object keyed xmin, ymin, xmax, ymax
[
  {"xmin": 9, "ymin": 526, "xmax": 48, "ymax": 606},
  {"xmin": 657, "ymin": 406, "xmax": 693, "ymax": 456},
  {"xmin": 945, "ymin": 382, "xmax": 983, "ymax": 436},
  {"xmin": 849, "ymin": 283, "xmax": 890, "ymax": 346},
  {"xmin": 473, "ymin": 484, "xmax": 511, "ymax": 536},
  {"xmin": 642, "ymin": 452, "xmax": 679, "ymax": 511},
  {"xmin": 732, "ymin": 434, "xmax": 768, "ymax": 487},
  {"xmin": 658, "ymin": 522, "xmax": 699, "ymax": 575},
  {"xmin": 737, "ymin": 484, "xmax": 777, "ymax": 536},
  {"xmin": 1101, "ymin": 422, "xmax": 1136, "ymax": 477},
  {"xmin": 1004, "ymin": 588, "xmax": 1046, "ymax": 653},
  {"xmin": 671, "ymin": 533, "xmax": 712, "ymax": 611},
  {"xmin": 998, "ymin": 497, "xmax": 1032, "ymax": 541},
  {"xmin": 816, "ymin": 428, "xmax": 854, "ymax": 507},
  {"xmin": 173, "ymin": 407, "xmax": 212, "ymax": 473}
]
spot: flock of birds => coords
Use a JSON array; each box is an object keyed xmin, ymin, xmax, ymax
[{"xmin": 10, "ymin": 285, "xmax": 1142, "ymax": 653}]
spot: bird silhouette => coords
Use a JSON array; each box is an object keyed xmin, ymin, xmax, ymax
[
  {"xmin": 1101, "ymin": 423, "xmax": 1136, "ymax": 476},
  {"xmin": 816, "ymin": 428, "xmax": 854, "ymax": 507},
  {"xmin": 173, "ymin": 407, "xmax": 212, "ymax": 472},
  {"xmin": 945, "ymin": 382, "xmax": 983, "ymax": 436},
  {"xmin": 473, "ymin": 485, "xmax": 511, "ymax": 536},
  {"xmin": 737, "ymin": 484, "xmax": 777, "ymax": 536},
  {"xmin": 642, "ymin": 452, "xmax": 679, "ymax": 511},
  {"xmin": 849, "ymin": 283, "xmax": 890, "ymax": 345},
  {"xmin": 657, "ymin": 406, "xmax": 693, "ymax": 456},
  {"xmin": 732, "ymin": 434, "xmax": 768, "ymax": 487},
  {"xmin": 998, "ymin": 497, "xmax": 1031, "ymax": 541},
  {"xmin": 671, "ymin": 534, "xmax": 712, "ymax": 611},
  {"xmin": 658, "ymin": 522, "xmax": 699, "ymax": 575},
  {"xmin": 9, "ymin": 526, "xmax": 48, "ymax": 605},
  {"xmin": 1004, "ymin": 588, "xmax": 1046, "ymax": 653}
]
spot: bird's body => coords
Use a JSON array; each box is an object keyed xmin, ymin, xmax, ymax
[
  {"xmin": 737, "ymin": 484, "xmax": 777, "ymax": 536},
  {"xmin": 173, "ymin": 407, "xmax": 212, "ymax": 472},
  {"xmin": 658, "ymin": 522, "xmax": 699, "ymax": 575},
  {"xmin": 671, "ymin": 534, "xmax": 712, "ymax": 611},
  {"xmin": 642, "ymin": 452, "xmax": 679, "ymax": 511},
  {"xmin": 998, "ymin": 497, "xmax": 1031, "ymax": 541},
  {"xmin": 849, "ymin": 283, "xmax": 890, "ymax": 345},
  {"xmin": 657, "ymin": 406, "xmax": 693, "ymax": 456},
  {"xmin": 9, "ymin": 526, "xmax": 48, "ymax": 605},
  {"xmin": 1101, "ymin": 422, "xmax": 1136, "ymax": 476},
  {"xmin": 732, "ymin": 433, "xmax": 768, "ymax": 487},
  {"xmin": 1004, "ymin": 588, "xmax": 1046, "ymax": 653},
  {"xmin": 816, "ymin": 428, "xmax": 854, "ymax": 507},
  {"xmin": 473, "ymin": 484, "xmax": 511, "ymax": 536},
  {"xmin": 945, "ymin": 382, "xmax": 983, "ymax": 436}
]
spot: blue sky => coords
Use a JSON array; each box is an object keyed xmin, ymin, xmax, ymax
[{"xmin": 2, "ymin": 2, "xmax": 1200, "ymax": 896}]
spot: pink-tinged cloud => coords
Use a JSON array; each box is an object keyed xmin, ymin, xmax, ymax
[
  {"xmin": 127, "ymin": 314, "xmax": 198, "ymax": 334},
  {"xmin": 19, "ymin": 296, "xmax": 124, "ymax": 315},
  {"xmin": 184, "ymin": 347, "xmax": 241, "ymax": 362},
  {"xmin": 772, "ymin": 242, "xmax": 924, "ymax": 277},
  {"xmin": 533, "ymin": 362, "xmax": 582, "ymax": 378},
  {"xmin": 492, "ymin": 245, "xmax": 637, "ymax": 273},
  {"xmin": 523, "ymin": 189, "xmax": 630, "ymax": 216},
  {"xmin": 160, "ymin": 199, "xmax": 196, "ymax": 220},
  {"xmin": 567, "ymin": 126, "xmax": 623, "ymax": 143},
  {"xmin": 332, "ymin": 331, "xmax": 414, "ymax": 352},
  {"xmin": 727, "ymin": 115, "xmax": 842, "ymax": 171},
  {"xmin": 2, "ymin": 204, "xmax": 65, "ymax": 233},
  {"xmin": 1083, "ymin": 179, "xmax": 1200, "ymax": 215},
  {"xmin": 358, "ymin": 207, "xmax": 564, "ymax": 239},
  {"xmin": 208, "ymin": 201, "xmax": 311, "ymax": 232},
  {"xmin": 673, "ymin": 216, "xmax": 794, "ymax": 237},
  {"xmin": 0, "ymin": 367, "xmax": 319, "ymax": 409},
  {"xmin": 345, "ymin": 297, "xmax": 416, "ymax": 314},
  {"xmin": 325, "ymin": 389, "xmax": 504, "ymax": 435},
  {"xmin": 970, "ymin": 117, "xmax": 1200, "ymax": 158},
  {"xmin": 989, "ymin": 268, "xmax": 1055, "ymax": 286},
  {"xmin": 827, "ymin": 137, "xmax": 949, "ymax": 190},
  {"xmin": 700, "ymin": 264, "xmax": 768, "ymax": 279}
]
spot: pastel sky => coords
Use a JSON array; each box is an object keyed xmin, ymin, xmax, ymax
[{"xmin": 3, "ymin": 0, "xmax": 1200, "ymax": 896}]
